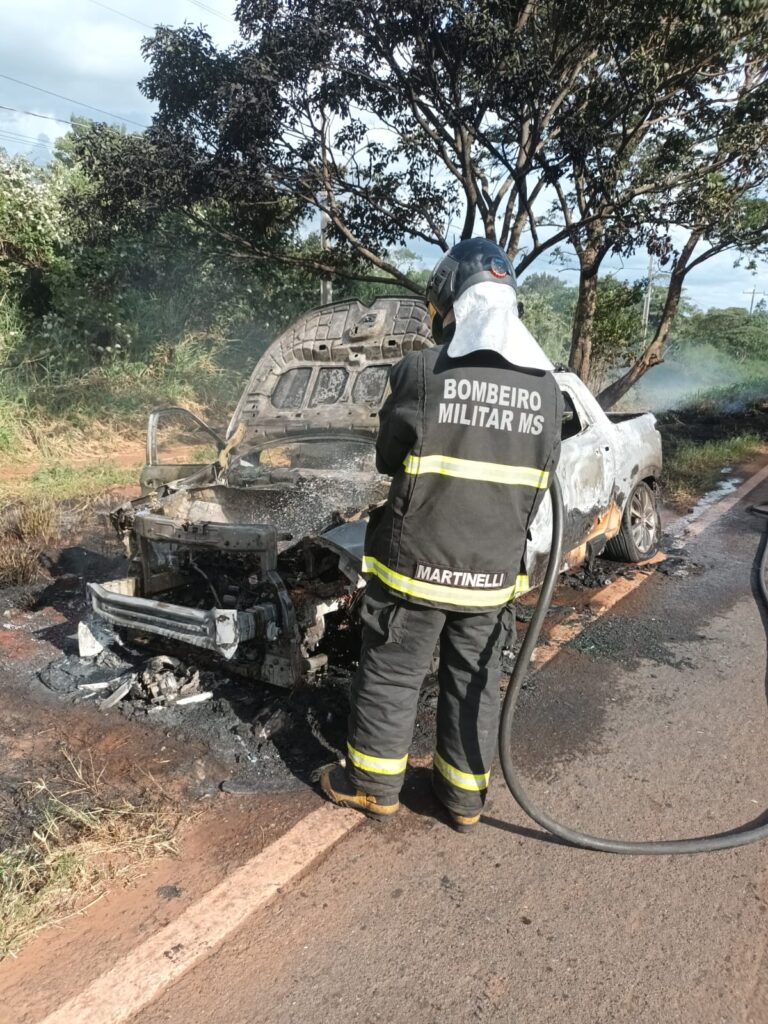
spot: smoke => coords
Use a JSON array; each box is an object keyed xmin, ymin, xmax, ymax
[{"xmin": 626, "ymin": 344, "xmax": 766, "ymax": 413}]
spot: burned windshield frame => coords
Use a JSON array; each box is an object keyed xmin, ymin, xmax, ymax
[{"xmin": 230, "ymin": 434, "xmax": 378, "ymax": 473}]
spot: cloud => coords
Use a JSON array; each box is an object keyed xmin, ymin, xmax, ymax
[{"xmin": 0, "ymin": 0, "xmax": 238, "ymax": 145}]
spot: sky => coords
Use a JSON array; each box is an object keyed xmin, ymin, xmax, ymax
[{"xmin": 1, "ymin": 0, "xmax": 765, "ymax": 312}]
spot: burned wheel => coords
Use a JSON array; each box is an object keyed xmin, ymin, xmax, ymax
[{"xmin": 605, "ymin": 481, "xmax": 660, "ymax": 563}]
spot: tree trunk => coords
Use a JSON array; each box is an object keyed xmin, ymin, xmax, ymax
[
  {"xmin": 568, "ymin": 253, "xmax": 601, "ymax": 382},
  {"xmin": 596, "ymin": 230, "xmax": 703, "ymax": 409}
]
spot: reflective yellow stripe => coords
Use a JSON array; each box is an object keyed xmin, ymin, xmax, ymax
[
  {"xmin": 362, "ymin": 556, "xmax": 529, "ymax": 608},
  {"xmin": 433, "ymin": 751, "xmax": 490, "ymax": 792},
  {"xmin": 347, "ymin": 743, "xmax": 408, "ymax": 777},
  {"xmin": 403, "ymin": 454, "xmax": 549, "ymax": 489}
]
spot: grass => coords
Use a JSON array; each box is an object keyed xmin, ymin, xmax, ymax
[
  {"xmin": 0, "ymin": 463, "xmax": 140, "ymax": 585},
  {"xmin": 0, "ymin": 495, "xmax": 59, "ymax": 586},
  {"xmin": 0, "ymin": 460, "xmax": 141, "ymax": 503},
  {"xmin": 9, "ymin": 497, "xmax": 59, "ymax": 546},
  {"xmin": 0, "ymin": 331, "xmax": 241, "ymax": 564},
  {"xmin": 662, "ymin": 433, "xmax": 765, "ymax": 509},
  {"xmin": 0, "ymin": 541, "xmax": 46, "ymax": 587},
  {"xmin": 657, "ymin": 372, "xmax": 767, "ymax": 508},
  {"xmin": 0, "ymin": 463, "xmax": 142, "ymax": 585},
  {"xmin": 0, "ymin": 749, "xmax": 178, "ymax": 959},
  {"xmin": 0, "ymin": 334, "xmax": 244, "ymax": 464},
  {"xmin": 672, "ymin": 376, "xmax": 768, "ymax": 416},
  {"xmin": 23, "ymin": 463, "xmax": 140, "ymax": 502}
]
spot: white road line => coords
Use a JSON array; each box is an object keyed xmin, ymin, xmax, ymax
[
  {"xmin": 35, "ymin": 804, "xmax": 361, "ymax": 1024},
  {"xmin": 686, "ymin": 461, "xmax": 768, "ymax": 538}
]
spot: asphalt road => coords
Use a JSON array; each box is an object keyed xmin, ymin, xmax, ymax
[{"xmin": 129, "ymin": 482, "xmax": 768, "ymax": 1024}]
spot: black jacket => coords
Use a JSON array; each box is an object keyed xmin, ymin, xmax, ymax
[{"xmin": 363, "ymin": 345, "xmax": 563, "ymax": 611}]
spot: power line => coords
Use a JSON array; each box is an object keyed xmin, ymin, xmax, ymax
[
  {"xmin": 186, "ymin": 0, "xmax": 233, "ymax": 23},
  {"xmin": 0, "ymin": 105, "xmax": 81, "ymax": 128},
  {"xmin": 0, "ymin": 131, "xmax": 53, "ymax": 151},
  {"xmin": 86, "ymin": 0, "xmax": 156, "ymax": 29},
  {"xmin": 0, "ymin": 74, "xmax": 149, "ymax": 130},
  {"xmin": 0, "ymin": 126, "xmax": 50, "ymax": 144}
]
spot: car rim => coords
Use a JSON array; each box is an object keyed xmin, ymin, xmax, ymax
[{"xmin": 630, "ymin": 486, "xmax": 657, "ymax": 554}]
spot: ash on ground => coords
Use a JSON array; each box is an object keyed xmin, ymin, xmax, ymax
[
  {"xmin": 561, "ymin": 542, "xmax": 703, "ymax": 591},
  {"xmin": 40, "ymin": 618, "xmax": 355, "ymax": 794}
]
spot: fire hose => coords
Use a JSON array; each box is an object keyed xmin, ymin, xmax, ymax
[{"xmin": 499, "ymin": 476, "xmax": 768, "ymax": 854}]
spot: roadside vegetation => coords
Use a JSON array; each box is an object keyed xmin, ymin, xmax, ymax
[
  {"xmin": 0, "ymin": 496, "xmax": 59, "ymax": 585},
  {"xmin": 0, "ymin": 748, "xmax": 178, "ymax": 959},
  {"xmin": 1, "ymin": 145, "xmax": 765, "ymax": 462},
  {"xmin": 659, "ymin": 374, "xmax": 768, "ymax": 509},
  {"xmin": 663, "ymin": 434, "xmax": 764, "ymax": 509}
]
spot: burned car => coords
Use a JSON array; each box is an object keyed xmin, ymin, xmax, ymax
[{"xmin": 89, "ymin": 297, "xmax": 662, "ymax": 687}]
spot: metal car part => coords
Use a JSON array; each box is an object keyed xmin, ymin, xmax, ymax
[
  {"xmin": 146, "ymin": 407, "xmax": 225, "ymax": 465},
  {"xmin": 133, "ymin": 515, "xmax": 281, "ymax": 563},
  {"xmin": 226, "ymin": 297, "xmax": 432, "ymax": 445},
  {"xmin": 88, "ymin": 578, "xmax": 261, "ymax": 660},
  {"xmin": 629, "ymin": 483, "xmax": 658, "ymax": 553}
]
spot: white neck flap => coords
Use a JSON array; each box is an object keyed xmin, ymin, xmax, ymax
[{"xmin": 446, "ymin": 282, "xmax": 554, "ymax": 372}]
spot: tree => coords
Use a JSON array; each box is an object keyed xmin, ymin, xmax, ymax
[
  {"xmin": 519, "ymin": 273, "xmax": 577, "ymax": 320},
  {"xmin": 676, "ymin": 305, "xmax": 768, "ymax": 361},
  {"xmin": 70, "ymin": 1, "xmax": 768, "ymax": 402},
  {"xmin": 589, "ymin": 277, "xmax": 644, "ymax": 393}
]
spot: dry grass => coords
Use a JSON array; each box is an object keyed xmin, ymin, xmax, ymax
[
  {"xmin": 0, "ymin": 463, "xmax": 139, "ymax": 587},
  {"xmin": 0, "ymin": 749, "xmax": 179, "ymax": 959},
  {"xmin": 0, "ymin": 496, "xmax": 60, "ymax": 586},
  {"xmin": 0, "ymin": 335, "xmax": 241, "ymax": 465},
  {"xmin": 0, "ymin": 540, "xmax": 45, "ymax": 587},
  {"xmin": 8, "ymin": 497, "xmax": 59, "ymax": 546}
]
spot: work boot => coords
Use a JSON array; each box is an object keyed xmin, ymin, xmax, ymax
[
  {"xmin": 432, "ymin": 783, "xmax": 481, "ymax": 834},
  {"xmin": 445, "ymin": 810, "xmax": 481, "ymax": 834},
  {"xmin": 319, "ymin": 764, "xmax": 399, "ymax": 822}
]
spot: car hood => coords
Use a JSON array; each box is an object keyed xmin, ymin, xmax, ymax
[{"xmin": 227, "ymin": 296, "xmax": 433, "ymax": 444}]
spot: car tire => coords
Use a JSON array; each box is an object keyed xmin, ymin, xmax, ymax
[{"xmin": 605, "ymin": 481, "xmax": 661, "ymax": 563}]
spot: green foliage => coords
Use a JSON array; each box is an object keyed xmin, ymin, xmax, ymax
[
  {"xmin": 590, "ymin": 277, "xmax": 645, "ymax": 389},
  {"xmin": 0, "ymin": 154, "xmax": 64, "ymax": 285},
  {"xmin": 1, "ymin": 85, "xmax": 766, "ymax": 468},
  {"xmin": 677, "ymin": 305, "xmax": 768, "ymax": 361},
  {"xmin": 519, "ymin": 273, "xmax": 647, "ymax": 379},
  {"xmin": 27, "ymin": 2, "xmax": 767, "ymax": 402},
  {"xmin": 517, "ymin": 289, "xmax": 571, "ymax": 365},
  {"xmin": 520, "ymin": 274, "xmax": 577, "ymax": 320}
]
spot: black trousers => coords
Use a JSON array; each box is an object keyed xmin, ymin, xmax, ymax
[{"xmin": 346, "ymin": 580, "xmax": 514, "ymax": 816}]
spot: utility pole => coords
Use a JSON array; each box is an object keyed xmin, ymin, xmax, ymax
[
  {"xmin": 742, "ymin": 286, "xmax": 766, "ymax": 314},
  {"xmin": 641, "ymin": 252, "xmax": 654, "ymax": 341},
  {"xmin": 320, "ymin": 211, "xmax": 333, "ymax": 306}
]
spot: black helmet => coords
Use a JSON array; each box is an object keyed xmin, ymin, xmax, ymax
[{"xmin": 426, "ymin": 237, "xmax": 517, "ymax": 339}]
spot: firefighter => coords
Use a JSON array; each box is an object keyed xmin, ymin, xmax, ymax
[{"xmin": 320, "ymin": 238, "xmax": 563, "ymax": 832}]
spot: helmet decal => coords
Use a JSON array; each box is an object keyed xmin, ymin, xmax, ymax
[{"xmin": 490, "ymin": 256, "xmax": 509, "ymax": 278}]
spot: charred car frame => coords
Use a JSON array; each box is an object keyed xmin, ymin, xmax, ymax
[{"xmin": 89, "ymin": 297, "xmax": 662, "ymax": 687}]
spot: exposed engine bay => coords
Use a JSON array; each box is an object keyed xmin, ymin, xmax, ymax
[{"xmin": 91, "ymin": 437, "xmax": 389, "ymax": 686}]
